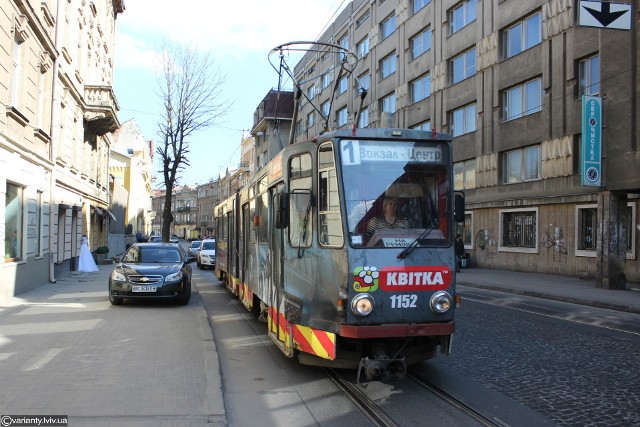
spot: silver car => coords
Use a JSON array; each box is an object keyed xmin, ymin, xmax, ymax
[{"xmin": 188, "ymin": 240, "xmax": 202, "ymax": 257}]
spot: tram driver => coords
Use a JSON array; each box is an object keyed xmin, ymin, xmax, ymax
[{"xmin": 365, "ymin": 197, "xmax": 409, "ymax": 244}]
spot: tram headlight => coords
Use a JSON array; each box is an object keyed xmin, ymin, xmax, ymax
[
  {"xmin": 351, "ymin": 294, "xmax": 375, "ymax": 316},
  {"xmin": 430, "ymin": 291, "xmax": 452, "ymax": 314}
]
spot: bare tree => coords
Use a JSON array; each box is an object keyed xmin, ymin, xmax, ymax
[{"xmin": 155, "ymin": 42, "xmax": 229, "ymax": 242}]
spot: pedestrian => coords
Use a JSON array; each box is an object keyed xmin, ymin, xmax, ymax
[
  {"xmin": 136, "ymin": 231, "xmax": 142, "ymax": 243},
  {"xmin": 78, "ymin": 234, "xmax": 99, "ymax": 272},
  {"xmin": 455, "ymin": 234, "xmax": 465, "ymax": 273}
]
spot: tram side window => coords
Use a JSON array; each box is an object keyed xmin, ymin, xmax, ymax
[
  {"xmin": 289, "ymin": 154, "xmax": 313, "ymax": 248},
  {"xmin": 318, "ymin": 143, "xmax": 344, "ymax": 247},
  {"xmin": 257, "ymin": 193, "xmax": 269, "ymax": 243}
]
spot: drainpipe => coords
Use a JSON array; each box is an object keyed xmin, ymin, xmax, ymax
[{"xmin": 47, "ymin": 0, "xmax": 66, "ymax": 283}]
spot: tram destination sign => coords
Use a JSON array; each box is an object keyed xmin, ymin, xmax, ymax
[{"xmin": 341, "ymin": 140, "xmax": 442, "ymax": 165}]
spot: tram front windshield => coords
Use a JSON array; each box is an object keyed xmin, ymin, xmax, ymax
[{"xmin": 340, "ymin": 139, "xmax": 451, "ymax": 248}]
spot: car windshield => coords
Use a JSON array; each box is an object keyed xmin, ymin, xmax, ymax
[
  {"xmin": 122, "ymin": 246, "xmax": 182, "ymax": 263},
  {"xmin": 202, "ymin": 241, "xmax": 215, "ymax": 250},
  {"xmin": 190, "ymin": 241, "xmax": 201, "ymax": 248}
]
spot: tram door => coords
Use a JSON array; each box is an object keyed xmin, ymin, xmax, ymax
[{"xmin": 267, "ymin": 184, "xmax": 288, "ymax": 348}]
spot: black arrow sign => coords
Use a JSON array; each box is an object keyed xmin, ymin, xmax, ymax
[{"xmin": 583, "ymin": 2, "xmax": 628, "ymax": 27}]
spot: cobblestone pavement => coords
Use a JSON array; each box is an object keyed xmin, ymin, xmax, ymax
[{"xmin": 431, "ymin": 298, "xmax": 640, "ymax": 427}]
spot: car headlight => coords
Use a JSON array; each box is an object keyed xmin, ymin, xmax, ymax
[
  {"xmin": 165, "ymin": 271, "xmax": 183, "ymax": 282},
  {"xmin": 111, "ymin": 270, "xmax": 126, "ymax": 282},
  {"xmin": 351, "ymin": 294, "xmax": 374, "ymax": 316},
  {"xmin": 430, "ymin": 291, "xmax": 452, "ymax": 314}
]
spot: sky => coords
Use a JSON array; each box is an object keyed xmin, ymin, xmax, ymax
[{"xmin": 113, "ymin": 0, "xmax": 349, "ymax": 188}]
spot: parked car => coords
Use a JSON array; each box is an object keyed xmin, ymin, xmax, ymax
[
  {"xmin": 197, "ymin": 239, "xmax": 216, "ymax": 269},
  {"xmin": 170, "ymin": 234, "xmax": 179, "ymax": 244},
  {"xmin": 108, "ymin": 242, "xmax": 195, "ymax": 305},
  {"xmin": 148, "ymin": 235, "xmax": 162, "ymax": 243},
  {"xmin": 188, "ymin": 240, "xmax": 202, "ymax": 257}
]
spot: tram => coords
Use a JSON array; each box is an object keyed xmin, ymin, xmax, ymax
[{"xmin": 214, "ymin": 127, "xmax": 464, "ymax": 381}]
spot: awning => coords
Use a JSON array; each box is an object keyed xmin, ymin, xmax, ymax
[
  {"xmin": 93, "ymin": 207, "xmax": 105, "ymax": 216},
  {"xmin": 104, "ymin": 209, "xmax": 117, "ymax": 221}
]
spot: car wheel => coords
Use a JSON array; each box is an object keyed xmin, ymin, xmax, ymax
[
  {"xmin": 197, "ymin": 260, "xmax": 202, "ymax": 269},
  {"xmin": 109, "ymin": 283, "xmax": 123, "ymax": 305},
  {"xmin": 178, "ymin": 282, "xmax": 191, "ymax": 305}
]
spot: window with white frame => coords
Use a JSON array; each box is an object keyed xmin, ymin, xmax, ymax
[
  {"xmin": 5, "ymin": 182, "xmax": 23, "ymax": 262},
  {"xmin": 321, "ymin": 72, "xmax": 332, "ymax": 89},
  {"xmin": 454, "ymin": 159, "xmax": 476, "ymax": 190},
  {"xmin": 338, "ymin": 33, "xmax": 349, "ymax": 53},
  {"xmin": 307, "ymin": 85, "xmax": 316, "ymax": 100},
  {"xmin": 503, "ymin": 78, "xmax": 542, "ymax": 120},
  {"xmin": 500, "ymin": 208, "xmax": 538, "ymax": 252},
  {"xmin": 411, "ymin": 27, "xmax": 431, "ymax": 60},
  {"xmin": 381, "ymin": 53, "xmax": 397, "ymax": 79},
  {"xmin": 451, "ymin": 47, "xmax": 476, "ymax": 84},
  {"xmin": 411, "ymin": 73, "xmax": 431, "ymax": 103},
  {"xmin": 336, "ymin": 106, "xmax": 348, "ymax": 127},
  {"xmin": 381, "ymin": 14, "xmax": 396, "ymax": 39},
  {"xmin": 450, "ymin": 0, "xmax": 477, "ymax": 34},
  {"xmin": 504, "ymin": 11, "xmax": 542, "ymax": 59},
  {"xmin": 626, "ymin": 203, "xmax": 637, "ymax": 258},
  {"xmin": 579, "ymin": 55, "xmax": 600, "ymax": 97},
  {"xmin": 356, "ymin": 10, "xmax": 370, "ymax": 28},
  {"xmin": 381, "ymin": 92, "xmax": 396, "ymax": 114},
  {"xmin": 321, "ymin": 101, "xmax": 330, "ymax": 119},
  {"xmin": 455, "ymin": 211, "xmax": 474, "ymax": 248},
  {"xmin": 358, "ymin": 108, "xmax": 369, "ymax": 128},
  {"xmin": 358, "ymin": 72, "xmax": 371, "ymax": 91},
  {"xmin": 413, "ymin": 0, "xmax": 431, "ymax": 14},
  {"xmin": 575, "ymin": 205, "xmax": 597, "ymax": 256},
  {"xmin": 306, "ymin": 111, "xmax": 315, "ymax": 128},
  {"xmin": 501, "ymin": 145, "xmax": 540, "ymax": 184},
  {"xmin": 411, "ymin": 120, "xmax": 431, "ymax": 131},
  {"xmin": 338, "ymin": 75, "xmax": 348, "ymax": 94},
  {"xmin": 357, "ymin": 37, "xmax": 369, "ymax": 58},
  {"xmin": 451, "ymin": 103, "xmax": 476, "ymax": 137},
  {"xmin": 11, "ymin": 35, "xmax": 23, "ymax": 107}
]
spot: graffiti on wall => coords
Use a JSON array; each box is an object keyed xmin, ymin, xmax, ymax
[
  {"xmin": 541, "ymin": 224, "xmax": 568, "ymax": 259},
  {"xmin": 476, "ymin": 229, "xmax": 498, "ymax": 255}
]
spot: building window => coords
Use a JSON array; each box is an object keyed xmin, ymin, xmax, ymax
[
  {"xmin": 321, "ymin": 101, "xmax": 330, "ymax": 118},
  {"xmin": 413, "ymin": 0, "xmax": 431, "ymax": 14},
  {"xmin": 450, "ymin": 0, "xmax": 477, "ymax": 34},
  {"xmin": 307, "ymin": 85, "xmax": 316, "ymax": 100},
  {"xmin": 357, "ymin": 37, "xmax": 369, "ymax": 58},
  {"xmin": 456, "ymin": 212, "xmax": 474, "ymax": 248},
  {"xmin": 381, "ymin": 92, "xmax": 396, "ymax": 114},
  {"xmin": 501, "ymin": 145, "xmax": 540, "ymax": 184},
  {"xmin": 411, "ymin": 27, "xmax": 431, "ymax": 59},
  {"xmin": 358, "ymin": 108, "xmax": 369, "ymax": 128},
  {"xmin": 579, "ymin": 55, "xmax": 600, "ymax": 96},
  {"xmin": 451, "ymin": 103, "xmax": 476, "ymax": 137},
  {"xmin": 504, "ymin": 11, "xmax": 542, "ymax": 59},
  {"xmin": 337, "ymin": 106, "xmax": 348, "ymax": 127},
  {"xmin": 411, "ymin": 120, "xmax": 431, "ymax": 131},
  {"xmin": 356, "ymin": 10, "xmax": 370, "ymax": 28},
  {"xmin": 11, "ymin": 35, "xmax": 23, "ymax": 107},
  {"xmin": 338, "ymin": 75, "xmax": 348, "ymax": 94},
  {"xmin": 381, "ymin": 53, "xmax": 397, "ymax": 80},
  {"xmin": 500, "ymin": 208, "xmax": 538, "ymax": 252},
  {"xmin": 576, "ymin": 205, "xmax": 597, "ymax": 255},
  {"xmin": 451, "ymin": 47, "xmax": 476, "ymax": 84},
  {"xmin": 321, "ymin": 72, "xmax": 332, "ymax": 89},
  {"xmin": 358, "ymin": 72, "xmax": 371, "ymax": 91},
  {"xmin": 381, "ymin": 14, "xmax": 397, "ymax": 39},
  {"xmin": 338, "ymin": 33, "xmax": 349, "ymax": 59},
  {"xmin": 411, "ymin": 73, "xmax": 431, "ymax": 103},
  {"xmin": 306, "ymin": 112, "xmax": 315, "ymax": 128},
  {"xmin": 5, "ymin": 182, "xmax": 23, "ymax": 262},
  {"xmin": 454, "ymin": 159, "xmax": 476, "ymax": 190},
  {"xmin": 503, "ymin": 78, "xmax": 542, "ymax": 121}
]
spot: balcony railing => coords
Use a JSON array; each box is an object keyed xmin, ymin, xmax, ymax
[{"xmin": 84, "ymin": 85, "xmax": 120, "ymax": 135}]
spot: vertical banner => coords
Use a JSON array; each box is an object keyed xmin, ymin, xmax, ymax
[{"xmin": 581, "ymin": 96, "xmax": 602, "ymax": 187}]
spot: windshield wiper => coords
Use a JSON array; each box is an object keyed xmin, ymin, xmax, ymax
[{"xmin": 397, "ymin": 226, "xmax": 435, "ymax": 260}]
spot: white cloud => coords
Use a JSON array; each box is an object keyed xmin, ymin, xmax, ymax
[{"xmin": 116, "ymin": 0, "xmax": 348, "ymax": 68}]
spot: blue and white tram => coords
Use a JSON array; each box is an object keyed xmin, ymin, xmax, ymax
[{"xmin": 215, "ymin": 127, "xmax": 464, "ymax": 380}]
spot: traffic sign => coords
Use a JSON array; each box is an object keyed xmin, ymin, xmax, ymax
[{"xmin": 578, "ymin": 1, "xmax": 632, "ymax": 30}]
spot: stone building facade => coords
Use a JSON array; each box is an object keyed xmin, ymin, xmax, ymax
[
  {"xmin": 1, "ymin": 0, "xmax": 124, "ymax": 299},
  {"xmin": 292, "ymin": 0, "xmax": 639, "ymax": 286}
]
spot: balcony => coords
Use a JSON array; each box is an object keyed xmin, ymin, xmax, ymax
[
  {"xmin": 252, "ymin": 90, "xmax": 295, "ymax": 132},
  {"xmin": 84, "ymin": 85, "xmax": 120, "ymax": 136},
  {"xmin": 177, "ymin": 206, "xmax": 192, "ymax": 213}
]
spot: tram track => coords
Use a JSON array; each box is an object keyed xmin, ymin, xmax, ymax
[{"xmin": 325, "ymin": 368, "xmax": 508, "ymax": 427}]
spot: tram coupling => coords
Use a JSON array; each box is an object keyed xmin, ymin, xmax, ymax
[{"xmin": 357, "ymin": 356, "xmax": 407, "ymax": 384}]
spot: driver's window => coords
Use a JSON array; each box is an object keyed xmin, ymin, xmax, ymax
[
  {"xmin": 318, "ymin": 143, "xmax": 343, "ymax": 247},
  {"xmin": 123, "ymin": 246, "xmax": 139, "ymax": 262},
  {"xmin": 289, "ymin": 153, "xmax": 313, "ymax": 248}
]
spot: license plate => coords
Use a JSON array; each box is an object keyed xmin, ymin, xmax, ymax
[{"xmin": 132, "ymin": 285, "xmax": 157, "ymax": 293}]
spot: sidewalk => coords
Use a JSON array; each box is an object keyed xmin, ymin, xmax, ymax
[{"xmin": 456, "ymin": 267, "xmax": 640, "ymax": 314}]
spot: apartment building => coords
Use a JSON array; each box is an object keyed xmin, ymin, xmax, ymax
[
  {"xmin": 292, "ymin": 0, "xmax": 639, "ymax": 286},
  {"xmin": 1, "ymin": 0, "xmax": 124, "ymax": 298}
]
